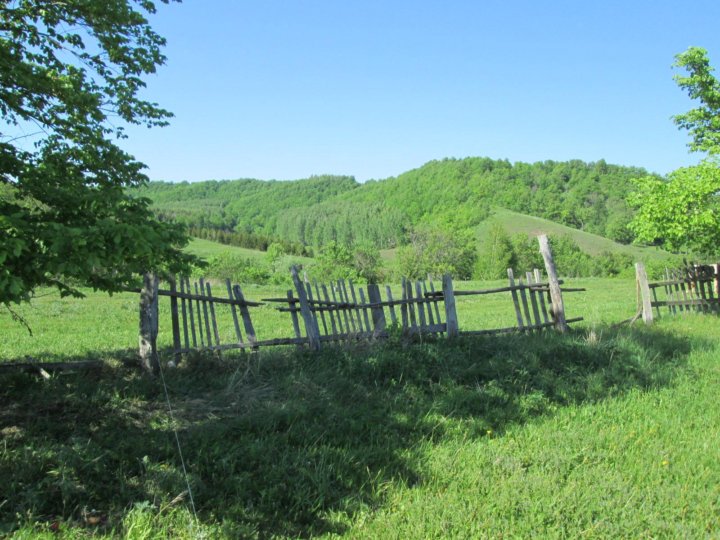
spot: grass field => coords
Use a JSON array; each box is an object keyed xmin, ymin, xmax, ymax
[{"xmin": 1, "ymin": 277, "xmax": 719, "ymax": 538}]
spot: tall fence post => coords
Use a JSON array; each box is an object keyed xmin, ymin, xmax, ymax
[
  {"xmin": 367, "ymin": 283, "xmax": 387, "ymax": 337},
  {"xmin": 635, "ymin": 262, "xmax": 654, "ymax": 325},
  {"xmin": 291, "ymin": 266, "xmax": 321, "ymax": 350},
  {"xmin": 442, "ymin": 274, "xmax": 459, "ymax": 337},
  {"xmin": 538, "ymin": 235, "xmax": 568, "ymax": 332},
  {"xmin": 139, "ymin": 272, "xmax": 160, "ymax": 375}
]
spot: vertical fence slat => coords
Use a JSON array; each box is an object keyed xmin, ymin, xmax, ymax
[
  {"xmin": 179, "ymin": 278, "xmax": 190, "ymax": 351},
  {"xmin": 706, "ymin": 269, "xmax": 718, "ymax": 313},
  {"xmin": 386, "ymin": 286, "xmax": 398, "ymax": 326},
  {"xmin": 185, "ymin": 278, "xmax": 197, "ymax": 348},
  {"xmin": 367, "ymin": 284, "xmax": 387, "ymax": 337},
  {"xmin": 673, "ymin": 272, "xmax": 685, "ymax": 314},
  {"xmin": 234, "ymin": 285, "xmax": 258, "ymax": 349},
  {"xmin": 313, "ymin": 281, "xmax": 329, "ymax": 336},
  {"xmin": 518, "ymin": 277, "xmax": 533, "ymax": 331},
  {"xmin": 422, "ymin": 281, "xmax": 436, "ymax": 327},
  {"xmin": 428, "ymin": 279, "xmax": 442, "ymax": 324},
  {"xmin": 400, "ymin": 278, "xmax": 409, "ymax": 332},
  {"xmin": 507, "ymin": 269, "xmax": 525, "ymax": 329},
  {"xmin": 287, "ymin": 289, "xmax": 302, "ymax": 344},
  {"xmin": 199, "ymin": 278, "xmax": 212, "ymax": 347},
  {"xmin": 330, "ymin": 283, "xmax": 349, "ymax": 336},
  {"xmin": 358, "ymin": 287, "xmax": 372, "ymax": 333},
  {"xmin": 339, "ymin": 280, "xmax": 357, "ymax": 334},
  {"xmin": 348, "ymin": 280, "xmax": 365, "ymax": 333},
  {"xmin": 292, "ymin": 266, "xmax": 320, "ymax": 350},
  {"xmin": 526, "ymin": 271, "xmax": 543, "ymax": 328},
  {"xmin": 697, "ymin": 274, "xmax": 710, "ymax": 313},
  {"xmin": 442, "ymin": 274, "xmax": 458, "ymax": 338},
  {"xmin": 226, "ymin": 279, "xmax": 244, "ymax": 346},
  {"xmin": 194, "ymin": 281, "xmax": 206, "ymax": 347},
  {"xmin": 533, "ymin": 269, "xmax": 550, "ymax": 324},
  {"xmin": 305, "ymin": 281, "xmax": 322, "ymax": 339},
  {"xmin": 321, "ymin": 284, "xmax": 339, "ymax": 337},
  {"xmin": 415, "ymin": 281, "xmax": 427, "ymax": 332},
  {"xmin": 205, "ymin": 282, "xmax": 222, "ymax": 349},
  {"xmin": 407, "ymin": 279, "xmax": 418, "ymax": 332},
  {"xmin": 666, "ymin": 269, "xmax": 678, "ymax": 314},
  {"xmin": 169, "ymin": 277, "xmax": 182, "ymax": 363},
  {"xmin": 664, "ymin": 269, "xmax": 676, "ymax": 315}
]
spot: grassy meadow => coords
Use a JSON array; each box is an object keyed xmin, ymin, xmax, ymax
[
  {"xmin": 1, "ymin": 259, "xmax": 719, "ymax": 537},
  {"xmin": 0, "ymin": 236, "xmax": 720, "ymax": 539}
]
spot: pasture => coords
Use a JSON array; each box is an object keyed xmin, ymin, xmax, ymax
[{"xmin": 1, "ymin": 278, "xmax": 719, "ymax": 538}]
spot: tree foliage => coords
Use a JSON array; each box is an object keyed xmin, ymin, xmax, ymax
[
  {"xmin": 1, "ymin": 0, "xmax": 194, "ymax": 305},
  {"xmin": 629, "ymin": 163, "xmax": 720, "ymax": 255},
  {"xmin": 673, "ymin": 47, "xmax": 720, "ymax": 156},
  {"xmin": 629, "ymin": 47, "xmax": 720, "ymax": 257}
]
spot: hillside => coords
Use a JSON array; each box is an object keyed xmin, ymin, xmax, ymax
[
  {"xmin": 138, "ymin": 157, "xmax": 657, "ymax": 250},
  {"xmin": 480, "ymin": 208, "xmax": 672, "ymax": 261},
  {"xmin": 136, "ymin": 174, "xmax": 359, "ymax": 234}
]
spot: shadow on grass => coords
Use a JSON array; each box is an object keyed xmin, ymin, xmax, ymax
[{"xmin": 0, "ymin": 324, "xmax": 701, "ymax": 537}]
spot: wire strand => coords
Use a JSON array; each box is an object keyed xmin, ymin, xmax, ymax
[{"xmin": 157, "ymin": 356, "xmax": 199, "ymax": 521}]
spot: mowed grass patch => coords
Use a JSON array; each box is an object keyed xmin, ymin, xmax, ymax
[{"xmin": 2, "ymin": 313, "xmax": 716, "ymax": 538}]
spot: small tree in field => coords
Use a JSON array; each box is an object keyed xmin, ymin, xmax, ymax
[
  {"xmin": 629, "ymin": 47, "xmax": 720, "ymax": 256},
  {"xmin": 1, "ymin": 1, "xmax": 195, "ymax": 309}
]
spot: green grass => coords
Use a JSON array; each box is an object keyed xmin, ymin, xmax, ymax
[
  {"xmin": 2, "ymin": 279, "xmax": 720, "ymax": 538},
  {"xmin": 184, "ymin": 238, "xmax": 269, "ymax": 261}
]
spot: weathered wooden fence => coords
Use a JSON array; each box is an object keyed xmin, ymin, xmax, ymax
[
  {"xmin": 635, "ymin": 261, "xmax": 720, "ymax": 324},
  {"xmin": 138, "ymin": 234, "xmax": 585, "ymax": 371}
]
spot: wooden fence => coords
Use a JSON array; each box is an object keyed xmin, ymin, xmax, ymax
[
  {"xmin": 138, "ymin": 234, "xmax": 584, "ymax": 372},
  {"xmin": 635, "ymin": 261, "xmax": 720, "ymax": 324}
]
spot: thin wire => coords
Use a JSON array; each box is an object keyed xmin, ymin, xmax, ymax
[{"xmin": 157, "ymin": 357, "xmax": 199, "ymax": 520}]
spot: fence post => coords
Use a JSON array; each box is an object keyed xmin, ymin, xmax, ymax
[
  {"xmin": 635, "ymin": 262, "xmax": 654, "ymax": 325},
  {"xmin": 537, "ymin": 235, "xmax": 568, "ymax": 332},
  {"xmin": 367, "ymin": 283, "xmax": 387, "ymax": 337},
  {"xmin": 139, "ymin": 272, "xmax": 160, "ymax": 375},
  {"xmin": 442, "ymin": 274, "xmax": 459, "ymax": 337},
  {"xmin": 291, "ymin": 266, "xmax": 321, "ymax": 350},
  {"xmin": 169, "ymin": 276, "xmax": 182, "ymax": 365}
]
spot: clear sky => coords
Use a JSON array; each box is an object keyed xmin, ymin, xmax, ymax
[{"xmin": 122, "ymin": 0, "xmax": 720, "ymax": 183}]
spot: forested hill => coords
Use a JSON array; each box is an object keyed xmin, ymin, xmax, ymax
[
  {"xmin": 137, "ymin": 157, "xmax": 654, "ymax": 248},
  {"xmin": 136, "ymin": 174, "xmax": 359, "ymax": 233}
]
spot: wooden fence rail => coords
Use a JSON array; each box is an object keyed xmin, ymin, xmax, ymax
[
  {"xmin": 635, "ymin": 262, "xmax": 720, "ymax": 324},
  {"xmin": 138, "ymin": 234, "xmax": 585, "ymax": 371}
]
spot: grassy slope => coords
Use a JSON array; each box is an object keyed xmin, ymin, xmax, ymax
[
  {"xmin": 3, "ymin": 280, "xmax": 720, "ymax": 538},
  {"xmin": 381, "ymin": 209, "xmax": 674, "ymax": 264},
  {"xmin": 185, "ymin": 238, "xmax": 269, "ymax": 261},
  {"xmin": 481, "ymin": 208, "xmax": 673, "ymax": 261}
]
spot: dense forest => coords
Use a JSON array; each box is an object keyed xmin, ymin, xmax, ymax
[{"xmin": 137, "ymin": 157, "xmax": 651, "ymax": 250}]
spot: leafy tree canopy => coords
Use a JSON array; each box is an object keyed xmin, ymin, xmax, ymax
[
  {"xmin": 673, "ymin": 47, "xmax": 720, "ymax": 155},
  {"xmin": 1, "ymin": 0, "xmax": 195, "ymax": 306},
  {"xmin": 630, "ymin": 47, "xmax": 720, "ymax": 257},
  {"xmin": 629, "ymin": 162, "xmax": 720, "ymax": 255}
]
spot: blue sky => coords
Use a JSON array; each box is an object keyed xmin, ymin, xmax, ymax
[{"xmin": 123, "ymin": 0, "xmax": 720, "ymax": 182}]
